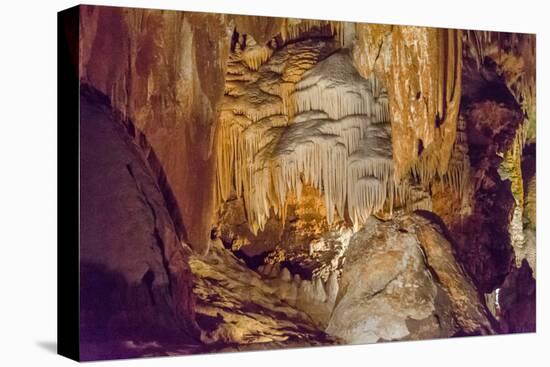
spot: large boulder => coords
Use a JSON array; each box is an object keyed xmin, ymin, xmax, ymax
[
  {"xmin": 79, "ymin": 86, "xmax": 199, "ymax": 360},
  {"xmin": 327, "ymin": 213, "xmax": 494, "ymax": 344}
]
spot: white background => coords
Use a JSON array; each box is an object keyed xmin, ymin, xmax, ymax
[{"xmin": 0, "ymin": 0, "xmax": 546, "ymax": 365}]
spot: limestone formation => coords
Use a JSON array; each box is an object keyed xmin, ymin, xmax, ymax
[
  {"xmin": 190, "ymin": 239, "xmax": 335, "ymax": 347},
  {"xmin": 281, "ymin": 267, "xmax": 292, "ymax": 281},
  {"xmin": 353, "ymin": 26, "xmax": 463, "ymax": 183},
  {"xmin": 216, "ymin": 42, "xmax": 405, "ymax": 234},
  {"xmin": 77, "ymin": 6, "xmax": 536, "ymax": 358},
  {"xmin": 327, "ymin": 214, "xmax": 494, "ymax": 344}
]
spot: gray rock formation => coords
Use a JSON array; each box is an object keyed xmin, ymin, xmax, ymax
[{"xmin": 327, "ymin": 214, "xmax": 494, "ymax": 344}]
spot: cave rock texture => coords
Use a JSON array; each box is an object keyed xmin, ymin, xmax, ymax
[
  {"xmin": 79, "ymin": 86, "xmax": 200, "ymax": 359},
  {"xmin": 76, "ymin": 4, "xmax": 536, "ymax": 360},
  {"xmin": 327, "ymin": 213, "xmax": 494, "ymax": 344}
]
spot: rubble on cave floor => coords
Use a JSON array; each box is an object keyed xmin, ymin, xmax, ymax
[{"xmin": 189, "ymin": 238, "xmax": 338, "ymax": 350}]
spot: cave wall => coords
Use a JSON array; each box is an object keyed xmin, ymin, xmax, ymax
[
  {"xmin": 353, "ymin": 26, "xmax": 462, "ymax": 182},
  {"xmin": 79, "ymin": 86, "xmax": 200, "ymax": 360},
  {"xmin": 79, "ymin": 5, "xmax": 231, "ymax": 252}
]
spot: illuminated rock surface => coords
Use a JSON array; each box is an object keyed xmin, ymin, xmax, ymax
[
  {"xmin": 190, "ymin": 239, "xmax": 336, "ymax": 347},
  {"xmin": 326, "ymin": 214, "xmax": 494, "ymax": 344}
]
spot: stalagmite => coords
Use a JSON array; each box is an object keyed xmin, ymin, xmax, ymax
[
  {"xmin": 485, "ymin": 290, "xmax": 500, "ymax": 319},
  {"xmin": 269, "ymin": 263, "xmax": 281, "ymax": 278},
  {"xmin": 313, "ymin": 277, "xmax": 327, "ymax": 303},
  {"xmin": 298, "ymin": 280, "xmax": 314, "ymax": 305},
  {"xmin": 279, "ymin": 281, "xmax": 298, "ymax": 306},
  {"xmin": 287, "ymin": 283, "xmax": 298, "ymax": 306},
  {"xmin": 263, "ymin": 263, "xmax": 274, "ymax": 276},
  {"xmin": 325, "ymin": 271, "xmax": 339, "ymax": 303},
  {"xmin": 281, "ymin": 267, "xmax": 292, "ymax": 281}
]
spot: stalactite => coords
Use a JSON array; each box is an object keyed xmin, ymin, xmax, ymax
[
  {"xmin": 463, "ymin": 31, "xmax": 536, "ymax": 126},
  {"xmin": 438, "ymin": 116, "xmax": 470, "ymax": 199},
  {"xmin": 216, "ymin": 42, "xmax": 404, "ymax": 234},
  {"xmin": 216, "ymin": 38, "xmax": 339, "ymax": 210},
  {"xmin": 280, "ymin": 82, "xmax": 296, "ymax": 117},
  {"xmin": 278, "ymin": 40, "xmax": 337, "ymax": 118},
  {"xmin": 293, "ymin": 51, "xmax": 390, "ymax": 122},
  {"xmin": 238, "ymin": 36, "xmax": 274, "ymax": 71},
  {"xmin": 217, "ymin": 24, "xmax": 475, "ymax": 237},
  {"xmin": 280, "ymin": 19, "xmax": 345, "ymax": 47}
]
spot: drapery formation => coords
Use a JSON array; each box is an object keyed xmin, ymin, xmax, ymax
[
  {"xmin": 353, "ymin": 26, "xmax": 463, "ymax": 185},
  {"xmin": 215, "ymin": 27, "xmax": 407, "ymax": 233}
]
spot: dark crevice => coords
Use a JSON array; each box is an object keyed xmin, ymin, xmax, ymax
[
  {"xmin": 142, "ymin": 270, "xmax": 157, "ymax": 306},
  {"xmin": 418, "ymin": 139, "xmax": 425, "ymax": 156},
  {"xmin": 126, "ymin": 162, "xmax": 175, "ymax": 297}
]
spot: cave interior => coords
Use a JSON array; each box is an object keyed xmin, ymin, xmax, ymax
[{"xmin": 74, "ymin": 5, "xmax": 536, "ymax": 361}]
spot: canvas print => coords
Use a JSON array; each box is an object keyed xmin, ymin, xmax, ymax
[{"xmin": 59, "ymin": 4, "xmax": 536, "ymax": 361}]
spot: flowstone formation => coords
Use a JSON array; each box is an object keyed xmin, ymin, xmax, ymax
[
  {"xmin": 216, "ymin": 39, "xmax": 405, "ymax": 235},
  {"xmin": 77, "ymin": 5, "xmax": 536, "ymax": 358},
  {"xmin": 353, "ymin": 26, "xmax": 463, "ymax": 183}
]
